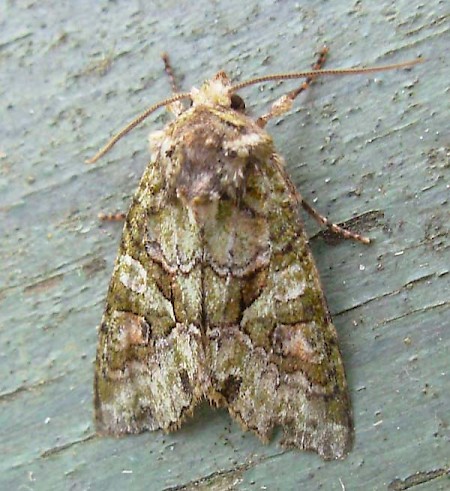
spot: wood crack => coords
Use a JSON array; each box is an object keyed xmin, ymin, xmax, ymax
[
  {"xmin": 161, "ymin": 451, "xmax": 286, "ymax": 491},
  {"xmin": 388, "ymin": 467, "xmax": 449, "ymax": 490}
]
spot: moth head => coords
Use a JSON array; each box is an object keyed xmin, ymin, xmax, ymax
[{"xmin": 191, "ymin": 71, "xmax": 245, "ymax": 111}]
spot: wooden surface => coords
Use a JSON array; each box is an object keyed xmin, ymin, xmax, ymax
[{"xmin": 0, "ymin": 1, "xmax": 448, "ymax": 490}]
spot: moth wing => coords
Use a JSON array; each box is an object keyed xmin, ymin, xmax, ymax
[
  {"xmin": 205, "ymin": 155, "xmax": 353, "ymax": 460},
  {"xmin": 94, "ymin": 162, "xmax": 207, "ymax": 434}
]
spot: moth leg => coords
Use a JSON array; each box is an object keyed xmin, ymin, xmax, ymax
[
  {"xmin": 98, "ymin": 211, "xmax": 126, "ymax": 221},
  {"xmin": 301, "ymin": 197, "xmax": 371, "ymax": 244},
  {"xmin": 282, "ymin": 46, "xmax": 329, "ymax": 103},
  {"xmin": 257, "ymin": 47, "xmax": 329, "ymax": 127},
  {"xmin": 161, "ymin": 52, "xmax": 185, "ymax": 116},
  {"xmin": 161, "ymin": 52, "xmax": 180, "ymax": 93}
]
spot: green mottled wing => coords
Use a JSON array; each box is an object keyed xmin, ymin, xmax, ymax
[
  {"xmin": 94, "ymin": 161, "xmax": 208, "ymax": 434},
  {"xmin": 205, "ymin": 154, "xmax": 353, "ymax": 460}
]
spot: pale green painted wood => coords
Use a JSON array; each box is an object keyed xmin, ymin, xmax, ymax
[{"xmin": 0, "ymin": 1, "xmax": 448, "ymax": 490}]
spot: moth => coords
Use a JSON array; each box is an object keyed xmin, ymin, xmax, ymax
[{"xmin": 88, "ymin": 51, "xmax": 421, "ymax": 460}]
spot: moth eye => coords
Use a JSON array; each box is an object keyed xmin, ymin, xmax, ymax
[{"xmin": 230, "ymin": 93, "xmax": 245, "ymax": 111}]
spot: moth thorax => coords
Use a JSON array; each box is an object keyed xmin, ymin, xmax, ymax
[{"xmin": 174, "ymin": 144, "xmax": 248, "ymax": 207}]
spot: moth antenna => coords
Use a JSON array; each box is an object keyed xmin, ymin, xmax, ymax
[
  {"xmin": 86, "ymin": 92, "xmax": 191, "ymax": 164},
  {"xmin": 229, "ymin": 58, "xmax": 423, "ymax": 93}
]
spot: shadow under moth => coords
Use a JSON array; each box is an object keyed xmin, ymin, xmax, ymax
[{"xmin": 88, "ymin": 50, "xmax": 421, "ymax": 460}]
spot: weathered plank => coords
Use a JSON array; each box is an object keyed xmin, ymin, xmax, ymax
[{"xmin": 0, "ymin": 1, "xmax": 448, "ymax": 490}]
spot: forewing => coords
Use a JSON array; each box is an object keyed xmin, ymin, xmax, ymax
[
  {"xmin": 94, "ymin": 161, "xmax": 208, "ymax": 434},
  {"xmin": 206, "ymin": 155, "xmax": 353, "ymax": 460}
]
